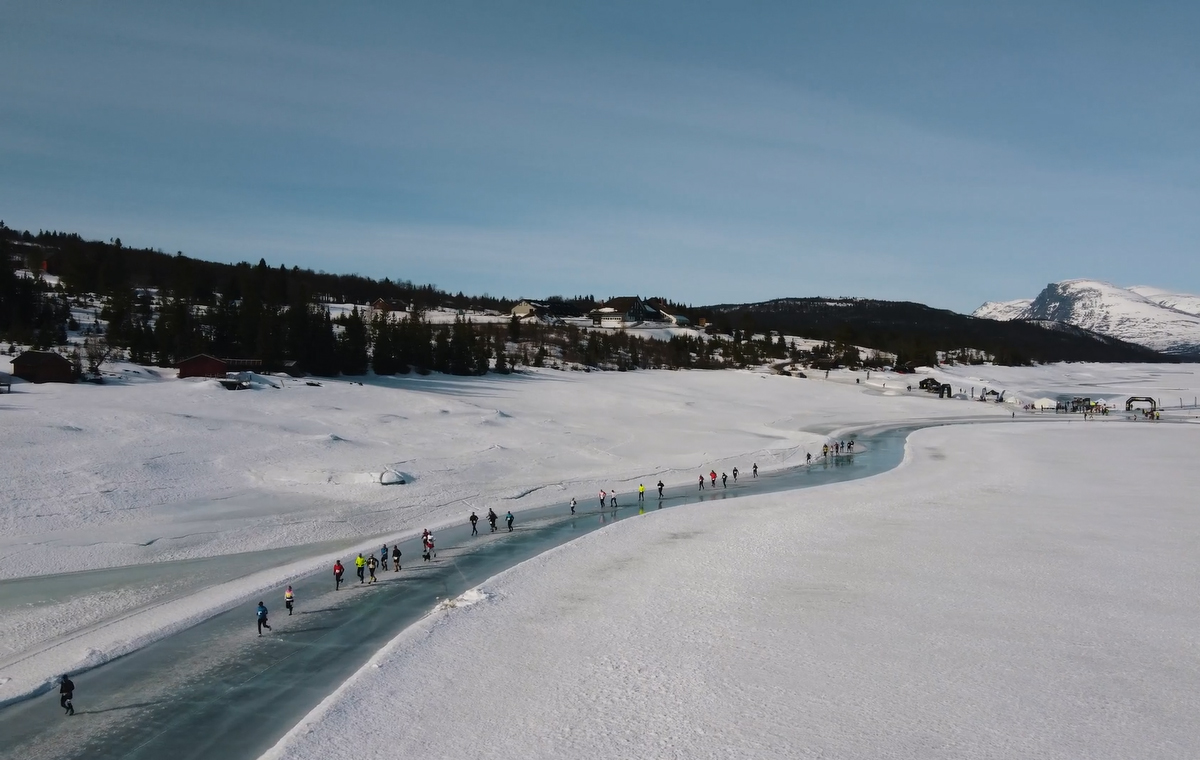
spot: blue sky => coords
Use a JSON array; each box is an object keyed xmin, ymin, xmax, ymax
[{"xmin": 2, "ymin": 2, "xmax": 1197, "ymax": 312}]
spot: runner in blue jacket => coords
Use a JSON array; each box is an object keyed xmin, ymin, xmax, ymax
[{"xmin": 256, "ymin": 602, "xmax": 272, "ymax": 636}]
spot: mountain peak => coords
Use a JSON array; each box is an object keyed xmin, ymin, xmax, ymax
[
  {"xmin": 974, "ymin": 298, "xmax": 1033, "ymax": 321},
  {"xmin": 973, "ymin": 280, "xmax": 1200, "ymax": 356}
]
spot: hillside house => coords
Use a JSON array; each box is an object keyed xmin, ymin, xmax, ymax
[
  {"xmin": 511, "ymin": 300, "xmax": 548, "ymax": 318},
  {"xmin": 646, "ymin": 301, "xmax": 691, "ymax": 326},
  {"xmin": 588, "ymin": 296, "xmax": 668, "ymax": 328},
  {"xmin": 512, "ymin": 300, "xmax": 584, "ymax": 323},
  {"xmin": 370, "ymin": 298, "xmax": 408, "ymax": 318},
  {"xmin": 12, "ymin": 351, "xmax": 76, "ymax": 384}
]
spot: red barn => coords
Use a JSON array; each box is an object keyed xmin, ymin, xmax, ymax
[
  {"xmin": 12, "ymin": 351, "xmax": 77, "ymax": 384},
  {"xmin": 177, "ymin": 354, "xmax": 228, "ymax": 379}
]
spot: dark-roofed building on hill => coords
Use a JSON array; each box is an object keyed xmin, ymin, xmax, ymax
[
  {"xmin": 512, "ymin": 300, "xmax": 584, "ymax": 323},
  {"xmin": 13, "ymin": 351, "xmax": 77, "ymax": 384},
  {"xmin": 588, "ymin": 296, "xmax": 668, "ymax": 328},
  {"xmin": 645, "ymin": 301, "xmax": 691, "ymax": 326},
  {"xmin": 370, "ymin": 298, "xmax": 408, "ymax": 318}
]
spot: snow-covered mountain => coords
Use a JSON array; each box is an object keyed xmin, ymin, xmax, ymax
[
  {"xmin": 1127, "ymin": 286, "xmax": 1200, "ymax": 318},
  {"xmin": 973, "ymin": 298, "xmax": 1033, "ymax": 321},
  {"xmin": 973, "ymin": 280, "xmax": 1200, "ymax": 356}
]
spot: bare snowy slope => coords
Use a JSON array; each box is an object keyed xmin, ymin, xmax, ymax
[
  {"xmin": 1127, "ymin": 286, "xmax": 1200, "ymax": 318},
  {"xmin": 974, "ymin": 298, "xmax": 1032, "ymax": 321},
  {"xmin": 973, "ymin": 280, "xmax": 1200, "ymax": 356}
]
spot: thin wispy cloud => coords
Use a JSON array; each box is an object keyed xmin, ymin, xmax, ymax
[{"xmin": 2, "ymin": 3, "xmax": 1197, "ymax": 310}]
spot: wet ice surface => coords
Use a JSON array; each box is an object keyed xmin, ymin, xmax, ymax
[
  {"xmin": 0, "ymin": 538, "xmax": 359, "ymax": 664},
  {"xmin": 0, "ymin": 427, "xmax": 911, "ymax": 760}
]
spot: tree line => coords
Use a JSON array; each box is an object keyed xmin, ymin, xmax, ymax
[
  {"xmin": 2, "ymin": 221, "xmax": 1172, "ymax": 373},
  {"xmin": 694, "ymin": 297, "xmax": 1168, "ymax": 365}
]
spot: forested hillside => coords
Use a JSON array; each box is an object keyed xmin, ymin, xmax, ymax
[
  {"xmin": 695, "ymin": 298, "xmax": 1167, "ymax": 366},
  {"xmin": 0, "ymin": 223, "xmax": 676, "ymax": 375},
  {"xmin": 0, "ymin": 222, "xmax": 1173, "ymax": 376}
]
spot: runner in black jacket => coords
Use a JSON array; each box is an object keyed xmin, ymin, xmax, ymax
[{"xmin": 59, "ymin": 675, "xmax": 75, "ymax": 716}]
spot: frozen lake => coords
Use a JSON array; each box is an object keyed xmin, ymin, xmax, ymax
[{"xmin": 0, "ymin": 424, "xmax": 916, "ymax": 760}]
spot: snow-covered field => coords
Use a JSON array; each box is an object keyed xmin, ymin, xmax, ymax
[
  {"xmin": 265, "ymin": 420, "xmax": 1200, "ymax": 760},
  {"xmin": 1, "ymin": 360, "xmax": 1198, "ymax": 716}
]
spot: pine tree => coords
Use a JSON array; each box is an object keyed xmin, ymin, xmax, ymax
[
  {"xmin": 449, "ymin": 318, "xmax": 477, "ymax": 375},
  {"xmin": 337, "ymin": 307, "xmax": 370, "ymax": 375},
  {"xmin": 372, "ymin": 313, "xmax": 398, "ymax": 375},
  {"xmin": 474, "ymin": 335, "xmax": 491, "ymax": 375},
  {"xmin": 433, "ymin": 329, "xmax": 451, "ymax": 374},
  {"xmin": 409, "ymin": 316, "xmax": 434, "ymax": 373},
  {"xmin": 307, "ymin": 310, "xmax": 340, "ymax": 376}
]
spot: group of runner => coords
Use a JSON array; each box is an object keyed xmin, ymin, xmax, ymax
[
  {"xmin": 259, "ymin": 525, "xmax": 448, "ymax": 636},
  {"xmin": 253, "ymin": 455, "xmax": 846, "ymax": 639},
  {"xmin": 698, "ymin": 463, "xmax": 757, "ymax": 490},
  {"xmin": 822, "ymin": 440, "xmax": 855, "ymax": 458},
  {"xmin": 468, "ymin": 508, "xmax": 514, "ymax": 534},
  {"xmin": 42, "ymin": 454, "xmax": 850, "ymax": 718}
]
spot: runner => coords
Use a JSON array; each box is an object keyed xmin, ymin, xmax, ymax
[
  {"xmin": 699, "ymin": 475, "xmax": 705, "ymax": 491},
  {"xmin": 570, "ymin": 497, "xmax": 576, "ymax": 515},
  {"xmin": 59, "ymin": 674, "xmax": 75, "ymax": 716},
  {"xmin": 470, "ymin": 511, "xmax": 479, "ymax": 535},
  {"xmin": 709, "ymin": 470, "xmax": 717, "ymax": 487},
  {"xmin": 333, "ymin": 559, "xmax": 344, "ymax": 590},
  {"xmin": 256, "ymin": 601, "xmax": 272, "ymax": 636},
  {"xmin": 366, "ymin": 555, "xmax": 378, "ymax": 583},
  {"xmin": 392, "ymin": 545, "xmax": 402, "ymax": 572},
  {"xmin": 427, "ymin": 533, "xmax": 436, "ymax": 558},
  {"xmin": 599, "ymin": 490, "xmax": 606, "ymax": 508},
  {"xmin": 355, "ymin": 553, "xmax": 366, "ymax": 584},
  {"xmin": 752, "ymin": 463, "xmax": 758, "ymax": 477},
  {"xmin": 732, "ymin": 466, "xmax": 739, "ymax": 482},
  {"xmin": 506, "ymin": 511, "xmax": 515, "ymax": 531},
  {"xmin": 721, "ymin": 472, "xmax": 727, "ymax": 488},
  {"xmin": 284, "ymin": 585, "xmax": 295, "ymax": 615},
  {"xmin": 806, "ymin": 452, "xmax": 812, "ymax": 465},
  {"xmin": 657, "ymin": 480, "xmax": 664, "ymax": 498},
  {"xmin": 609, "ymin": 490, "xmax": 617, "ymax": 508},
  {"xmin": 488, "ymin": 508, "xmax": 498, "ymax": 532},
  {"xmin": 380, "ymin": 544, "xmax": 390, "ymax": 572},
  {"xmin": 638, "ymin": 484, "xmax": 645, "ymax": 502}
]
